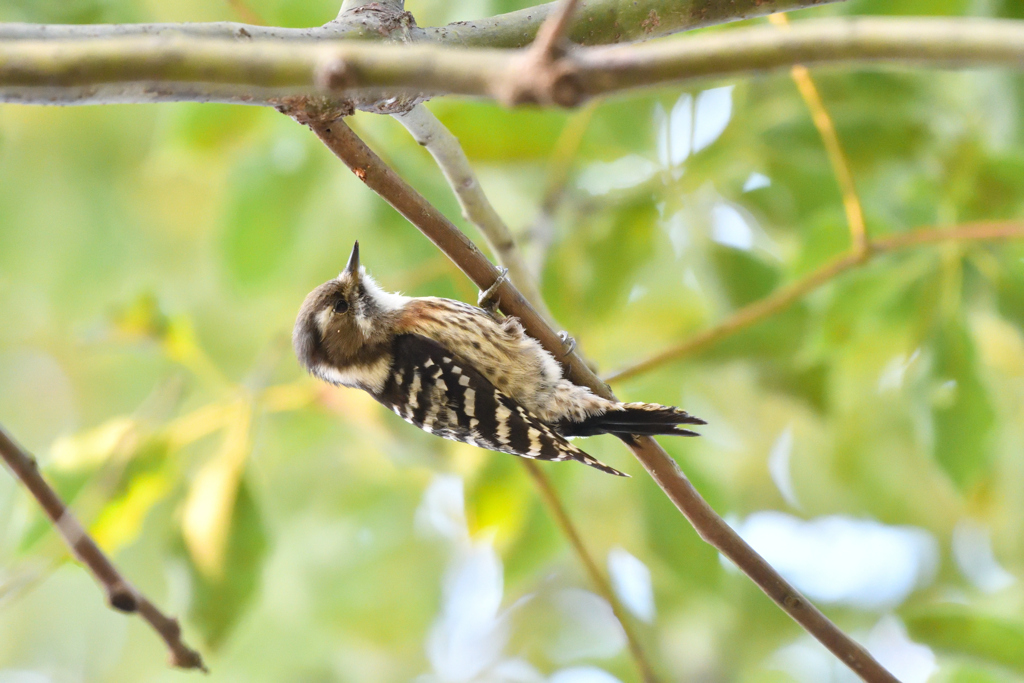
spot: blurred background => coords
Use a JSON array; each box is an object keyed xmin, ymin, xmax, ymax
[{"xmin": 2, "ymin": 0, "xmax": 1024, "ymax": 681}]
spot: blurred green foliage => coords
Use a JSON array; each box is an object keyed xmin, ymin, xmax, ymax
[{"xmin": 2, "ymin": 1, "xmax": 1024, "ymax": 681}]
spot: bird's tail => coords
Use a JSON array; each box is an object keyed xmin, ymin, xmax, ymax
[
  {"xmin": 560, "ymin": 402, "xmax": 705, "ymax": 438},
  {"xmin": 571, "ymin": 450, "xmax": 629, "ymax": 477}
]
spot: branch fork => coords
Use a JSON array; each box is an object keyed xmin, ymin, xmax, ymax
[{"xmin": 497, "ymin": 0, "xmax": 586, "ymax": 107}]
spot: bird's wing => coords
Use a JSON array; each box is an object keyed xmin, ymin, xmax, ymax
[{"xmin": 375, "ymin": 334, "xmax": 626, "ymax": 476}]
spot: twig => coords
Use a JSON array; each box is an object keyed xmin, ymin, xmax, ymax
[
  {"xmin": 8, "ymin": 17, "xmax": 1024, "ymax": 107},
  {"xmin": 499, "ymin": 0, "xmax": 585, "ymax": 106},
  {"xmin": 522, "ymin": 461, "xmax": 661, "ymax": 683},
  {"xmin": 295, "ymin": 113, "xmax": 898, "ymax": 682},
  {"xmin": 0, "ymin": 424, "xmax": 207, "ymax": 672},
  {"xmin": 531, "ymin": 0, "xmax": 581, "ymax": 58},
  {"xmin": 392, "ymin": 104, "xmax": 557, "ymax": 327},
  {"xmin": 393, "ymin": 102, "xmax": 659, "ymax": 680},
  {"xmin": 769, "ymin": 12, "xmax": 867, "ymax": 255},
  {"xmin": 606, "ymin": 221, "xmax": 1024, "ymax": 383}
]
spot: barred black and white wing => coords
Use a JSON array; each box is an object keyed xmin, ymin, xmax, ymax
[{"xmin": 374, "ymin": 334, "xmax": 627, "ymax": 477}]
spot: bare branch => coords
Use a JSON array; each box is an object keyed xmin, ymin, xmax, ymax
[
  {"xmin": 606, "ymin": 221, "xmax": 1024, "ymax": 383},
  {"xmin": 6, "ymin": 17, "xmax": 1024, "ymax": 107},
  {"xmin": 0, "ymin": 424, "xmax": 206, "ymax": 672},
  {"xmin": 294, "ymin": 113, "xmax": 898, "ymax": 683}
]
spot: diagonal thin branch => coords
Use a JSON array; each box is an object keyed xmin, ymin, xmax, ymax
[
  {"xmin": 293, "ymin": 112, "xmax": 898, "ymax": 683},
  {"xmin": 0, "ymin": 424, "xmax": 206, "ymax": 672},
  {"xmin": 393, "ymin": 102, "xmax": 660, "ymax": 681},
  {"xmin": 522, "ymin": 460, "xmax": 661, "ymax": 682},
  {"xmin": 770, "ymin": 12, "xmax": 867, "ymax": 255},
  {"xmin": 605, "ymin": 221, "xmax": 1024, "ymax": 383}
]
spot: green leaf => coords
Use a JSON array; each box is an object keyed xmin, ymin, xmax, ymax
[
  {"xmin": 930, "ymin": 318, "xmax": 995, "ymax": 490},
  {"xmin": 711, "ymin": 245, "xmax": 780, "ymax": 308},
  {"xmin": 430, "ymin": 100, "xmax": 568, "ymax": 162},
  {"xmin": 220, "ymin": 135, "xmax": 320, "ymax": 288},
  {"xmin": 995, "ymin": 245, "xmax": 1024, "ymax": 328},
  {"xmin": 905, "ymin": 606, "xmax": 1024, "ymax": 674},
  {"xmin": 167, "ymin": 103, "xmax": 264, "ymax": 153},
  {"xmin": 181, "ymin": 480, "xmax": 268, "ymax": 649},
  {"xmin": 546, "ymin": 195, "xmax": 657, "ymax": 327},
  {"xmin": 639, "ymin": 455, "xmax": 723, "ymax": 592}
]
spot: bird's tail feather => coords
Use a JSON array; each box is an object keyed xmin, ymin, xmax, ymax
[{"xmin": 560, "ymin": 402, "xmax": 705, "ymax": 438}]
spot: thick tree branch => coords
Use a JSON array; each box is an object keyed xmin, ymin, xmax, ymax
[
  {"xmin": 0, "ymin": 0, "xmax": 838, "ymax": 48},
  {"xmin": 0, "ymin": 424, "xmax": 206, "ymax": 672},
  {"xmin": 294, "ymin": 113, "xmax": 897, "ymax": 682},
  {"xmin": 606, "ymin": 221, "xmax": 1024, "ymax": 383},
  {"xmin": 5, "ymin": 17, "xmax": 1024, "ymax": 107}
]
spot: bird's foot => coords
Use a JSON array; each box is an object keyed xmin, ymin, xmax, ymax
[
  {"xmin": 558, "ymin": 330, "xmax": 577, "ymax": 357},
  {"xmin": 478, "ymin": 267, "xmax": 509, "ymax": 314}
]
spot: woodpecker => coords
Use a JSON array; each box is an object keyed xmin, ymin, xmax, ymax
[{"xmin": 293, "ymin": 242, "xmax": 705, "ymax": 476}]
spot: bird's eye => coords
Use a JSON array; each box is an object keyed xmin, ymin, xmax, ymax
[{"xmin": 333, "ymin": 298, "xmax": 349, "ymax": 314}]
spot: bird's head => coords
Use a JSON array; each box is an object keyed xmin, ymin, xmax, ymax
[{"xmin": 293, "ymin": 241, "xmax": 408, "ymax": 378}]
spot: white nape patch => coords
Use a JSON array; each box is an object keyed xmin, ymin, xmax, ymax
[
  {"xmin": 464, "ymin": 388, "xmax": 476, "ymax": 417},
  {"xmin": 495, "ymin": 402, "xmax": 512, "ymax": 446},
  {"xmin": 315, "ymin": 307, "xmax": 334, "ymax": 337},
  {"xmin": 361, "ymin": 271, "xmax": 411, "ymax": 313},
  {"xmin": 315, "ymin": 357, "xmax": 390, "ymax": 394}
]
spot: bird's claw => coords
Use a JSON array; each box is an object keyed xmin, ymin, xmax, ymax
[
  {"xmin": 478, "ymin": 267, "xmax": 509, "ymax": 313},
  {"xmin": 558, "ymin": 331, "xmax": 577, "ymax": 357}
]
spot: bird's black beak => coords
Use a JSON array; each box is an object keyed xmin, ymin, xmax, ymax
[{"xmin": 343, "ymin": 241, "xmax": 360, "ymax": 279}]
